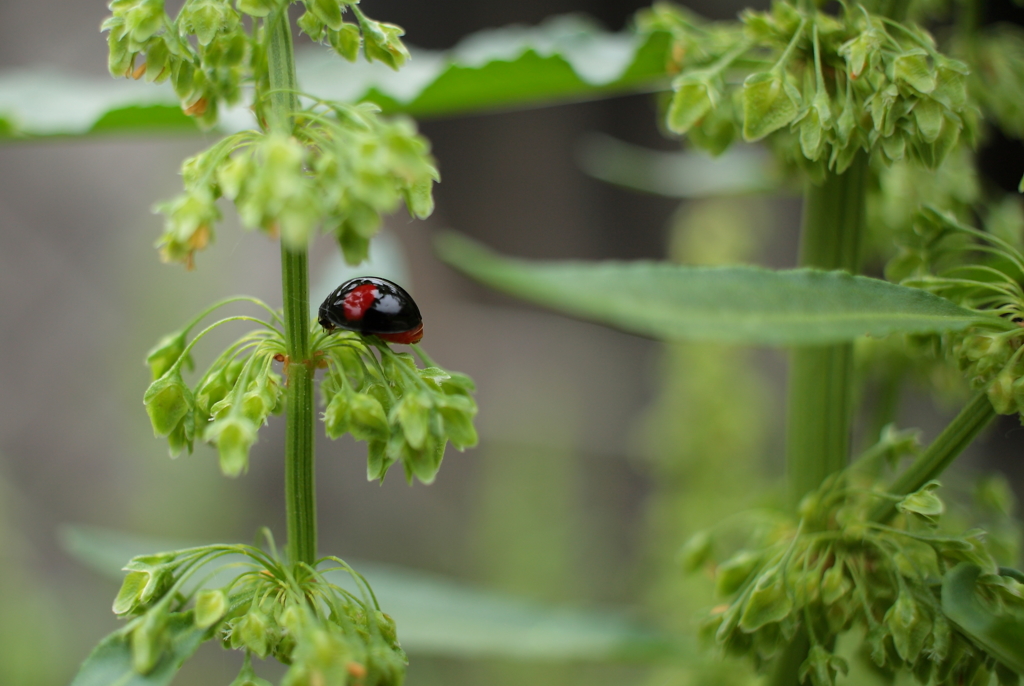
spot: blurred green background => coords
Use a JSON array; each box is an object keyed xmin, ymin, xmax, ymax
[{"xmin": 1, "ymin": 1, "xmax": 1022, "ymax": 685}]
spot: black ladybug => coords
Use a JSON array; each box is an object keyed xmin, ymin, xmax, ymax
[{"xmin": 318, "ymin": 277, "xmax": 423, "ymax": 344}]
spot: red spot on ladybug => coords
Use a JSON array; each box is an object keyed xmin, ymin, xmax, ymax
[
  {"xmin": 319, "ymin": 277, "xmax": 423, "ymax": 344},
  {"xmin": 343, "ymin": 283, "xmax": 378, "ymax": 321}
]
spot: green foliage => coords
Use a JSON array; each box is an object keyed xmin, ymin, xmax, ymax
[
  {"xmin": 942, "ymin": 563, "xmax": 1024, "ymax": 676},
  {"xmin": 50, "ymin": 0, "xmax": 1024, "ymax": 684},
  {"xmin": 691, "ymin": 465, "xmax": 1023, "ymax": 685},
  {"xmin": 641, "ymin": 2, "xmax": 974, "ymax": 178},
  {"xmin": 314, "ymin": 330, "xmax": 478, "ymax": 484},
  {"xmin": 0, "ymin": 15, "xmax": 675, "ymax": 138},
  {"xmin": 70, "ymin": 612, "xmax": 209, "ymax": 686},
  {"xmin": 63, "ymin": 525, "xmax": 685, "ymax": 663},
  {"xmin": 295, "ymin": 1, "xmax": 409, "ymax": 69},
  {"xmin": 74, "ymin": 535, "xmax": 407, "ymax": 686},
  {"xmin": 886, "ymin": 206, "xmax": 1024, "ymax": 417},
  {"xmin": 155, "ymin": 101, "xmax": 437, "ymax": 268},
  {"xmin": 101, "ymin": 0, "xmax": 413, "ymax": 128},
  {"xmin": 437, "ymin": 232, "xmax": 993, "ymax": 346},
  {"xmin": 139, "ymin": 298, "xmax": 476, "ymax": 484}
]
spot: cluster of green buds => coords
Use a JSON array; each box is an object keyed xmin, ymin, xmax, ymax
[
  {"xmin": 102, "ymin": 0, "xmax": 412, "ymax": 128},
  {"xmin": 638, "ymin": 2, "xmax": 973, "ymax": 179},
  {"xmin": 111, "ymin": 534, "xmax": 405, "ymax": 685},
  {"xmin": 143, "ymin": 297, "xmax": 285, "ymax": 474},
  {"xmin": 155, "ymin": 100, "xmax": 437, "ymax": 268},
  {"xmin": 142, "ymin": 297, "xmax": 477, "ymax": 483},
  {"xmin": 296, "ymin": 1, "xmax": 409, "ymax": 69},
  {"xmin": 886, "ymin": 205, "xmax": 1024, "ymax": 416},
  {"xmin": 682, "ymin": 440, "xmax": 1024, "ymax": 686},
  {"xmin": 314, "ymin": 329, "xmax": 478, "ymax": 484}
]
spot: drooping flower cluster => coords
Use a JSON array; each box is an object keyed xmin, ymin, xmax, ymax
[
  {"xmin": 142, "ymin": 298, "xmax": 477, "ymax": 484},
  {"xmin": 102, "ymin": 0, "xmax": 411, "ymax": 128},
  {"xmin": 155, "ymin": 102, "xmax": 437, "ymax": 268},
  {"xmin": 684, "ymin": 437, "xmax": 1024, "ymax": 686},
  {"xmin": 886, "ymin": 205, "xmax": 1024, "ymax": 416},
  {"xmin": 112, "ymin": 536, "xmax": 406, "ymax": 685},
  {"xmin": 639, "ymin": 2, "xmax": 973, "ymax": 180},
  {"xmin": 315, "ymin": 330, "xmax": 478, "ymax": 484}
]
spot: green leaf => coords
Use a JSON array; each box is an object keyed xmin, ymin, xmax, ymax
[
  {"xmin": 70, "ymin": 614, "xmax": 209, "ymax": 686},
  {"xmin": 942, "ymin": 563, "xmax": 1024, "ymax": 675},
  {"xmin": 303, "ymin": 15, "xmax": 672, "ymax": 118},
  {"xmin": 576, "ymin": 132, "xmax": 775, "ymax": 198},
  {"xmin": 90, "ymin": 105, "xmax": 196, "ymax": 134},
  {"xmin": 435, "ymin": 233, "xmax": 988, "ymax": 346},
  {"xmin": 0, "ymin": 69, "xmax": 199, "ymax": 138},
  {"xmin": 61, "ymin": 525, "xmax": 688, "ymax": 662}
]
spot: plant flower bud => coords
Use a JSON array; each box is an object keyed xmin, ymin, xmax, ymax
[
  {"xmin": 716, "ymin": 551, "xmax": 760, "ymax": 597},
  {"xmin": 146, "ymin": 330, "xmax": 191, "ymax": 380},
  {"xmin": 230, "ymin": 610, "xmax": 271, "ymax": 658},
  {"xmin": 884, "ymin": 591, "xmax": 926, "ymax": 663},
  {"xmin": 206, "ymin": 415, "xmax": 258, "ymax": 477},
  {"xmin": 668, "ymin": 75, "xmax": 718, "ymax": 134},
  {"xmin": 821, "ymin": 563, "xmax": 851, "ymax": 605},
  {"xmin": 987, "ymin": 368, "xmax": 1018, "ymax": 415},
  {"xmin": 144, "ymin": 370, "xmax": 194, "ymax": 437},
  {"xmin": 349, "ymin": 392, "xmax": 390, "ymax": 442},
  {"xmin": 739, "ymin": 567, "xmax": 793, "ymax": 631},
  {"xmin": 742, "ymin": 71, "xmax": 799, "ymax": 141},
  {"xmin": 194, "ymin": 588, "xmax": 229, "ymax": 629}
]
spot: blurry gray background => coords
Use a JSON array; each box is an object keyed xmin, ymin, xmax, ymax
[{"xmin": 4, "ymin": 1, "xmax": 1019, "ymax": 685}]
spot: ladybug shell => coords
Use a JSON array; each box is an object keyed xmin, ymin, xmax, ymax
[{"xmin": 318, "ymin": 277, "xmax": 423, "ymax": 344}]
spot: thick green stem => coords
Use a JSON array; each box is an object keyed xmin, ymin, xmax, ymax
[
  {"xmin": 785, "ymin": 152, "xmax": 869, "ymax": 507},
  {"xmin": 869, "ymin": 391, "xmax": 996, "ymax": 523},
  {"xmin": 775, "ymin": 154, "xmax": 868, "ymax": 686},
  {"xmin": 266, "ymin": 10, "xmax": 317, "ymax": 566},
  {"xmin": 770, "ymin": 631, "xmax": 811, "ymax": 686}
]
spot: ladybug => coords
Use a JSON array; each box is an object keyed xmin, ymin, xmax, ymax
[{"xmin": 318, "ymin": 277, "xmax": 424, "ymax": 345}]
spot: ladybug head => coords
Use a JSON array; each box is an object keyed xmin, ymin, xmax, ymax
[{"xmin": 318, "ymin": 311, "xmax": 336, "ymax": 332}]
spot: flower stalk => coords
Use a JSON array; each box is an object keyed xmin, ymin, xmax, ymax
[
  {"xmin": 870, "ymin": 390, "xmax": 996, "ymax": 523},
  {"xmin": 266, "ymin": 9, "xmax": 317, "ymax": 567}
]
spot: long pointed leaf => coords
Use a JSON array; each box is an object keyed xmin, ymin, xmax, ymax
[{"xmin": 436, "ymin": 233, "xmax": 992, "ymax": 345}]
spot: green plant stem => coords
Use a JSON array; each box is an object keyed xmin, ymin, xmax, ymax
[
  {"xmin": 869, "ymin": 391, "xmax": 996, "ymax": 523},
  {"xmin": 266, "ymin": 9, "xmax": 317, "ymax": 567},
  {"xmin": 785, "ymin": 152, "xmax": 869, "ymax": 507},
  {"xmin": 775, "ymin": 153, "xmax": 868, "ymax": 686},
  {"xmin": 770, "ymin": 631, "xmax": 810, "ymax": 686}
]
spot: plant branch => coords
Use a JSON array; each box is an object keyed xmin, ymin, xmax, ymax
[
  {"xmin": 266, "ymin": 9, "xmax": 317, "ymax": 567},
  {"xmin": 869, "ymin": 391, "xmax": 996, "ymax": 523}
]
